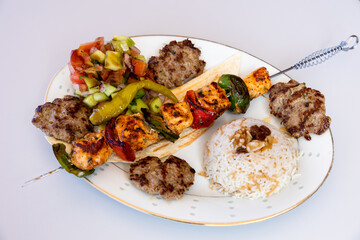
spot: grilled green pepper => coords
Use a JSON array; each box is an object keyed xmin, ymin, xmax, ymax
[
  {"xmin": 89, "ymin": 80, "xmax": 178, "ymax": 125},
  {"xmin": 218, "ymin": 74, "xmax": 250, "ymax": 114},
  {"xmin": 143, "ymin": 109, "xmax": 179, "ymax": 142},
  {"xmin": 52, "ymin": 143, "xmax": 94, "ymax": 177}
]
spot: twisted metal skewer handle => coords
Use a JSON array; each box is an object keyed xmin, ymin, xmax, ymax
[{"xmin": 270, "ymin": 35, "xmax": 359, "ymax": 78}]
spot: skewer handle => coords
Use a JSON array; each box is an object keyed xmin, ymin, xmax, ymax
[{"xmin": 270, "ymin": 35, "xmax": 358, "ymax": 78}]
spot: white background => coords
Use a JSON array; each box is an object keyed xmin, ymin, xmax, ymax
[{"xmin": 1, "ymin": 0, "xmax": 359, "ymax": 239}]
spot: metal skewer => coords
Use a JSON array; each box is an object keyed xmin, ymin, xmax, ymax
[
  {"xmin": 22, "ymin": 166, "xmax": 63, "ymax": 187},
  {"xmin": 270, "ymin": 35, "xmax": 358, "ymax": 78},
  {"xmin": 23, "ymin": 35, "xmax": 358, "ymax": 187}
]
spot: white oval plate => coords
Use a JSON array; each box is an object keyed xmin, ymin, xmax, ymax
[{"xmin": 46, "ymin": 35, "xmax": 333, "ymax": 226}]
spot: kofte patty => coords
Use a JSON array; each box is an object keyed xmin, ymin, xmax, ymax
[
  {"xmin": 269, "ymin": 80, "xmax": 331, "ymax": 140},
  {"xmin": 129, "ymin": 155, "xmax": 195, "ymax": 200},
  {"xmin": 148, "ymin": 39, "xmax": 206, "ymax": 89},
  {"xmin": 32, "ymin": 95, "xmax": 94, "ymax": 142}
]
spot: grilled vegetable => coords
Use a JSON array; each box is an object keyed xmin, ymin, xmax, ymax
[
  {"xmin": 218, "ymin": 74, "xmax": 250, "ymax": 114},
  {"xmin": 185, "ymin": 90, "xmax": 216, "ymax": 129},
  {"xmin": 52, "ymin": 143, "xmax": 95, "ymax": 177},
  {"xmin": 243, "ymin": 67, "xmax": 271, "ymax": 99},
  {"xmin": 89, "ymin": 80, "xmax": 178, "ymax": 125},
  {"xmin": 143, "ymin": 109, "xmax": 179, "ymax": 142},
  {"xmin": 105, "ymin": 118, "xmax": 135, "ymax": 162}
]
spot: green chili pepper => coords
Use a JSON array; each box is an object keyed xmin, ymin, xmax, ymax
[
  {"xmin": 52, "ymin": 143, "xmax": 95, "ymax": 177},
  {"xmin": 142, "ymin": 109, "xmax": 179, "ymax": 142},
  {"xmin": 218, "ymin": 74, "xmax": 250, "ymax": 114},
  {"xmin": 89, "ymin": 80, "xmax": 178, "ymax": 125}
]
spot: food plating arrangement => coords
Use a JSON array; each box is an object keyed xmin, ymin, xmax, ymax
[{"xmin": 28, "ymin": 34, "xmax": 358, "ymax": 225}]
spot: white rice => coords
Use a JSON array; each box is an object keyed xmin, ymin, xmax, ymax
[{"xmin": 204, "ymin": 118, "xmax": 300, "ymax": 199}]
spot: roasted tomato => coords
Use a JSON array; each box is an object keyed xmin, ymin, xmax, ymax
[{"xmin": 78, "ymin": 37, "xmax": 104, "ymax": 53}]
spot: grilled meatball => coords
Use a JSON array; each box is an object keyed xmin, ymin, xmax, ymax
[
  {"xmin": 129, "ymin": 156, "xmax": 165, "ymax": 195},
  {"xmin": 32, "ymin": 95, "xmax": 93, "ymax": 142},
  {"xmin": 129, "ymin": 155, "xmax": 195, "ymax": 200},
  {"xmin": 196, "ymin": 82, "xmax": 231, "ymax": 117},
  {"xmin": 114, "ymin": 113, "xmax": 160, "ymax": 152},
  {"xmin": 269, "ymin": 80, "xmax": 331, "ymax": 140},
  {"xmin": 148, "ymin": 39, "xmax": 206, "ymax": 89},
  {"xmin": 71, "ymin": 132, "xmax": 113, "ymax": 170},
  {"xmin": 161, "ymin": 155, "xmax": 196, "ymax": 200},
  {"xmin": 161, "ymin": 101, "xmax": 193, "ymax": 135}
]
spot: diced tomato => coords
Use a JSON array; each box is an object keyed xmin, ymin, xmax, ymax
[
  {"xmin": 79, "ymin": 37, "xmax": 104, "ymax": 53},
  {"xmin": 70, "ymin": 71, "xmax": 86, "ymax": 84},
  {"xmin": 70, "ymin": 49, "xmax": 85, "ymax": 72},
  {"xmin": 131, "ymin": 58, "xmax": 147, "ymax": 77}
]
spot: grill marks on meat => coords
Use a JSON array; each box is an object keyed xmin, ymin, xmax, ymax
[
  {"xmin": 32, "ymin": 95, "xmax": 93, "ymax": 142},
  {"xmin": 196, "ymin": 82, "xmax": 231, "ymax": 117},
  {"xmin": 269, "ymin": 80, "xmax": 331, "ymax": 140},
  {"xmin": 114, "ymin": 113, "xmax": 160, "ymax": 152},
  {"xmin": 129, "ymin": 155, "xmax": 195, "ymax": 200},
  {"xmin": 71, "ymin": 132, "xmax": 113, "ymax": 170},
  {"xmin": 148, "ymin": 39, "xmax": 206, "ymax": 89},
  {"xmin": 161, "ymin": 102, "xmax": 193, "ymax": 135}
]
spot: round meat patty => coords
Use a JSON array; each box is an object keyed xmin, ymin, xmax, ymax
[
  {"xmin": 32, "ymin": 95, "xmax": 94, "ymax": 142},
  {"xmin": 148, "ymin": 39, "xmax": 206, "ymax": 89},
  {"xmin": 129, "ymin": 155, "xmax": 195, "ymax": 200}
]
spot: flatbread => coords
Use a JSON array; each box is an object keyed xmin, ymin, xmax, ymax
[{"xmin": 46, "ymin": 53, "xmax": 242, "ymax": 163}]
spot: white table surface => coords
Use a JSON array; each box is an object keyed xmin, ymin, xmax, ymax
[{"xmin": 1, "ymin": 0, "xmax": 359, "ymax": 239}]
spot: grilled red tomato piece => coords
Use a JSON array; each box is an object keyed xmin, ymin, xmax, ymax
[
  {"xmin": 105, "ymin": 118, "xmax": 135, "ymax": 162},
  {"xmin": 185, "ymin": 90, "xmax": 216, "ymax": 129}
]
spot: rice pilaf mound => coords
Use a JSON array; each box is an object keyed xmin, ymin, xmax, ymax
[{"xmin": 204, "ymin": 118, "xmax": 300, "ymax": 199}]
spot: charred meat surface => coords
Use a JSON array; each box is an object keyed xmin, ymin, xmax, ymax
[
  {"xmin": 32, "ymin": 95, "xmax": 93, "ymax": 142},
  {"xmin": 196, "ymin": 82, "xmax": 231, "ymax": 117},
  {"xmin": 129, "ymin": 156, "xmax": 165, "ymax": 195},
  {"xmin": 114, "ymin": 113, "xmax": 160, "ymax": 152},
  {"xmin": 161, "ymin": 102, "xmax": 193, "ymax": 135},
  {"xmin": 129, "ymin": 155, "xmax": 195, "ymax": 200},
  {"xmin": 269, "ymin": 80, "xmax": 331, "ymax": 140},
  {"xmin": 148, "ymin": 39, "xmax": 206, "ymax": 89},
  {"xmin": 71, "ymin": 132, "xmax": 113, "ymax": 170}
]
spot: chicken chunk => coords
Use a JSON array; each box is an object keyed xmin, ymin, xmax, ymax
[
  {"xmin": 243, "ymin": 67, "xmax": 271, "ymax": 99},
  {"xmin": 71, "ymin": 132, "xmax": 113, "ymax": 170},
  {"xmin": 196, "ymin": 82, "xmax": 231, "ymax": 116},
  {"xmin": 161, "ymin": 102, "xmax": 193, "ymax": 135},
  {"xmin": 114, "ymin": 113, "xmax": 160, "ymax": 152}
]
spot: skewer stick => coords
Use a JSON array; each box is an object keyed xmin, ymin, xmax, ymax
[{"xmin": 22, "ymin": 166, "xmax": 63, "ymax": 187}]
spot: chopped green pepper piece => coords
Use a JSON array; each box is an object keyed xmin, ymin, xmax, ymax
[
  {"xmin": 129, "ymin": 98, "xmax": 148, "ymax": 113},
  {"xmin": 149, "ymin": 97, "xmax": 162, "ymax": 113},
  {"xmin": 93, "ymin": 92, "xmax": 109, "ymax": 102},
  {"xmin": 52, "ymin": 143, "xmax": 94, "ymax": 177},
  {"xmin": 89, "ymin": 80, "xmax": 178, "ymax": 125},
  {"xmin": 103, "ymin": 84, "xmax": 117, "ymax": 96},
  {"xmin": 134, "ymin": 88, "xmax": 146, "ymax": 99}
]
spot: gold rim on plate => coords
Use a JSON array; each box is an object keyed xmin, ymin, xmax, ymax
[{"xmin": 45, "ymin": 34, "xmax": 334, "ymax": 226}]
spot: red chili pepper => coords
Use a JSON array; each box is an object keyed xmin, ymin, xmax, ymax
[
  {"xmin": 105, "ymin": 118, "xmax": 135, "ymax": 162},
  {"xmin": 185, "ymin": 90, "xmax": 216, "ymax": 129}
]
